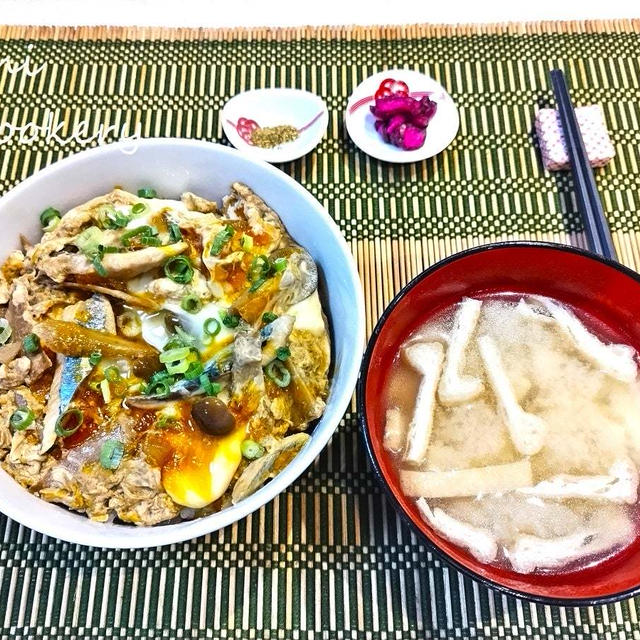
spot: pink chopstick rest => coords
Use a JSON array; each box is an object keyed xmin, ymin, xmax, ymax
[{"xmin": 535, "ymin": 105, "xmax": 615, "ymax": 171}]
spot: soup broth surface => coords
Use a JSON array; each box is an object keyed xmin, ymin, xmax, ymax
[{"xmin": 386, "ymin": 294, "xmax": 640, "ymax": 574}]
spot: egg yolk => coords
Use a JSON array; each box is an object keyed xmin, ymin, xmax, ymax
[{"xmin": 143, "ymin": 411, "xmax": 246, "ymax": 509}]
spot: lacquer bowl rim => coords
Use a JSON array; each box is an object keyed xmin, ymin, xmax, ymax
[{"xmin": 358, "ymin": 240, "xmax": 640, "ymax": 605}]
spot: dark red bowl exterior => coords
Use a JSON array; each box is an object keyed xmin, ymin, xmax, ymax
[{"xmin": 359, "ymin": 242, "xmax": 640, "ymax": 605}]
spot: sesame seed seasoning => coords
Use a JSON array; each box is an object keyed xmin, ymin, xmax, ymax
[{"xmin": 250, "ymin": 125, "xmax": 299, "ymax": 148}]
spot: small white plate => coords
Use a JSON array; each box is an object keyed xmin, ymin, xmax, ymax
[
  {"xmin": 222, "ymin": 88, "xmax": 329, "ymax": 163},
  {"xmin": 345, "ymin": 69, "xmax": 459, "ymax": 163}
]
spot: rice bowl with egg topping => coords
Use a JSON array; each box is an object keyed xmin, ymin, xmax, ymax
[{"xmin": 0, "ymin": 182, "xmax": 330, "ymax": 525}]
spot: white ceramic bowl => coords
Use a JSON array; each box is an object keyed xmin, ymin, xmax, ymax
[{"xmin": 0, "ymin": 138, "xmax": 364, "ymax": 548}]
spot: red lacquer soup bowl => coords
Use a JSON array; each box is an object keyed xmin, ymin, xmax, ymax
[{"xmin": 358, "ymin": 241, "xmax": 640, "ymax": 604}]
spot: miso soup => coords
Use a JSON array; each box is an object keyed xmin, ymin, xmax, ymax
[{"xmin": 385, "ymin": 294, "xmax": 640, "ymax": 574}]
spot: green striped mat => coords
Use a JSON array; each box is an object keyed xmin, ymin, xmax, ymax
[{"xmin": 1, "ymin": 20, "xmax": 640, "ymax": 639}]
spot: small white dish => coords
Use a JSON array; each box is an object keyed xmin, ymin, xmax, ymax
[
  {"xmin": 222, "ymin": 88, "xmax": 329, "ymax": 163},
  {"xmin": 345, "ymin": 69, "xmax": 459, "ymax": 164},
  {"xmin": 0, "ymin": 139, "xmax": 364, "ymax": 548}
]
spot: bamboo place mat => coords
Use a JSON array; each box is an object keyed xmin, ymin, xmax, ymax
[{"xmin": 2, "ymin": 19, "xmax": 640, "ymax": 640}]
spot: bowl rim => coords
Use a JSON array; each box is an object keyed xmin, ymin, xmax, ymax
[
  {"xmin": 358, "ymin": 240, "xmax": 640, "ymax": 605},
  {"xmin": 0, "ymin": 138, "xmax": 365, "ymax": 548}
]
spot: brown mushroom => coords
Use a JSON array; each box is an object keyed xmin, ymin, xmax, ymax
[{"xmin": 191, "ymin": 397, "xmax": 236, "ymax": 437}]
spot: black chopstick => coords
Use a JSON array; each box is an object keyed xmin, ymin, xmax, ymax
[{"xmin": 549, "ymin": 69, "xmax": 617, "ymax": 261}]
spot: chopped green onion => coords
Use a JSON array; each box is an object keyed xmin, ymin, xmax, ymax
[
  {"xmin": 168, "ymin": 223, "xmax": 183, "ymax": 243},
  {"xmin": 137, "ymin": 188, "xmax": 157, "ymax": 199},
  {"xmin": 40, "ymin": 207, "xmax": 60, "ymax": 228},
  {"xmin": 159, "ymin": 346, "xmax": 191, "ymax": 363},
  {"xmin": 131, "ymin": 202, "xmax": 148, "ymax": 215},
  {"xmin": 112, "ymin": 211, "xmax": 131, "ymax": 228},
  {"xmin": 275, "ymin": 346, "xmax": 291, "ymax": 361},
  {"xmin": 241, "ymin": 439, "xmax": 265, "ymax": 460},
  {"xmin": 92, "ymin": 255, "xmax": 108, "ymax": 277},
  {"xmin": 0, "ymin": 318, "xmax": 12, "ymax": 345},
  {"xmin": 248, "ymin": 277, "xmax": 267, "ymax": 293},
  {"xmin": 203, "ymin": 318, "xmax": 221, "ymax": 337},
  {"xmin": 199, "ymin": 373, "xmax": 213, "ymax": 395},
  {"xmin": 100, "ymin": 378, "xmax": 111, "ymax": 403},
  {"xmin": 74, "ymin": 226, "xmax": 113, "ymax": 279},
  {"xmin": 139, "ymin": 235, "xmax": 162, "ymax": 247},
  {"xmin": 55, "ymin": 408, "xmax": 83, "ymax": 437},
  {"xmin": 155, "ymin": 414, "xmax": 176, "ymax": 429},
  {"xmin": 246, "ymin": 256, "xmax": 286, "ymax": 292},
  {"xmin": 198, "ymin": 373, "xmax": 221, "ymax": 396},
  {"xmin": 104, "ymin": 366, "xmax": 121, "ymax": 382},
  {"xmin": 262, "ymin": 312, "xmax": 278, "ymax": 324},
  {"xmin": 45, "ymin": 216, "xmax": 60, "ymax": 231},
  {"xmin": 273, "ymin": 257, "xmax": 288, "ymax": 273},
  {"xmin": 248, "ymin": 255, "xmax": 271, "ymax": 282},
  {"xmin": 209, "ymin": 225, "xmax": 235, "ymax": 256},
  {"xmin": 164, "ymin": 255, "xmax": 194, "ymax": 284},
  {"xmin": 148, "ymin": 369, "xmax": 174, "ymax": 384},
  {"xmin": 220, "ymin": 311, "xmax": 240, "ymax": 329},
  {"xmin": 240, "ymin": 234, "xmax": 254, "ymax": 251},
  {"xmin": 121, "ymin": 225, "xmax": 157, "ymax": 247},
  {"xmin": 145, "ymin": 379, "xmax": 172, "ymax": 397},
  {"xmin": 10, "ymin": 408, "xmax": 34, "ymax": 431},
  {"xmin": 265, "ymin": 360, "xmax": 291, "ymax": 388},
  {"xmin": 22, "ymin": 333, "xmax": 40, "ymax": 355},
  {"xmin": 247, "ymin": 255, "xmax": 275, "ymax": 292},
  {"xmin": 166, "ymin": 359, "xmax": 190, "ymax": 375},
  {"xmin": 75, "ymin": 226, "xmax": 104, "ymax": 254},
  {"xmin": 98, "ymin": 204, "xmax": 131, "ymax": 229},
  {"xmin": 100, "ymin": 440, "xmax": 124, "ymax": 470},
  {"xmin": 89, "ymin": 351, "xmax": 102, "ymax": 366},
  {"xmin": 181, "ymin": 294, "xmax": 202, "ymax": 314},
  {"xmin": 184, "ymin": 361, "xmax": 204, "ymax": 380}
]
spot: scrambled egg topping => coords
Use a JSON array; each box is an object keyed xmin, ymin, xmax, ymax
[{"xmin": 0, "ymin": 184, "xmax": 330, "ymax": 524}]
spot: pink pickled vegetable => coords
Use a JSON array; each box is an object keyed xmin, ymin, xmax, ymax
[
  {"xmin": 412, "ymin": 97, "xmax": 438, "ymax": 128},
  {"xmin": 398, "ymin": 125, "xmax": 427, "ymax": 150},
  {"xmin": 369, "ymin": 81, "xmax": 437, "ymax": 151},
  {"xmin": 378, "ymin": 116, "xmax": 405, "ymax": 144}
]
